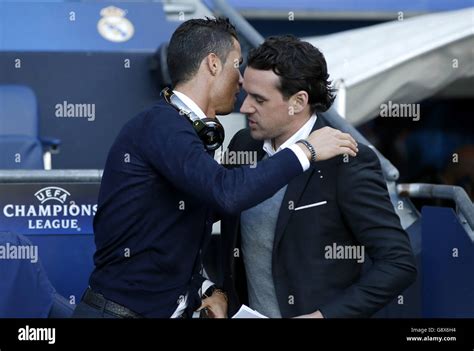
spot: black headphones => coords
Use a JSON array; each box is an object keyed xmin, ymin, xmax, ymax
[{"xmin": 161, "ymin": 87, "xmax": 225, "ymax": 151}]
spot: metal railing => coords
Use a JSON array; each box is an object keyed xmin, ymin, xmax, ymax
[
  {"xmin": 212, "ymin": 0, "xmax": 264, "ymax": 47},
  {"xmin": 0, "ymin": 170, "xmax": 103, "ymax": 183},
  {"xmin": 397, "ymin": 183, "xmax": 474, "ymax": 241}
]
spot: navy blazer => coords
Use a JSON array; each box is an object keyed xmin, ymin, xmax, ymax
[
  {"xmin": 89, "ymin": 98, "xmax": 304, "ymax": 317},
  {"xmin": 221, "ymin": 115, "xmax": 417, "ymax": 318}
]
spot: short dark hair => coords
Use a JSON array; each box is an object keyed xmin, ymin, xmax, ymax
[
  {"xmin": 247, "ymin": 35, "xmax": 335, "ymax": 113},
  {"xmin": 167, "ymin": 17, "xmax": 238, "ymax": 87}
]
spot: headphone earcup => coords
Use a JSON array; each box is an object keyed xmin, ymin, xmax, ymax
[{"xmin": 198, "ymin": 119, "xmax": 225, "ymax": 151}]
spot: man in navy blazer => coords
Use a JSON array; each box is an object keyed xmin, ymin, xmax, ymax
[
  {"xmin": 72, "ymin": 20, "xmax": 357, "ymax": 318},
  {"xmin": 220, "ymin": 35, "xmax": 417, "ymax": 318}
]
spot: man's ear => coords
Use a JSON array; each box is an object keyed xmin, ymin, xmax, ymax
[
  {"xmin": 204, "ymin": 53, "xmax": 222, "ymax": 76},
  {"xmin": 289, "ymin": 91, "xmax": 309, "ymax": 115}
]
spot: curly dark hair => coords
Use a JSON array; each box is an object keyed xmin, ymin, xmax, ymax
[
  {"xmin": 247, "ymin": 35, "xmax": 335, "ymax": 113},
  {"xmin": 167, "ymin": 17, "xmax": 238, "ymax": 87}
]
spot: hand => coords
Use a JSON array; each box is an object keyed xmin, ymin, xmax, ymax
[
  {"xmin": 197, "ymin": 290, "xmax": 228, "ymax": 318},
  {"xmin": 300, "ymin": 126, "xmax": 358, "ymax": 161},
  {"xmin": 293, "ymin": 310, "xmax": 324, "ymax": 318}
]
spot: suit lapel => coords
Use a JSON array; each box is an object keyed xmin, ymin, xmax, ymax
[
  {"xmin": 273, "ymin": 116, "xmax": 326, "ymax": 251},
  {"xmin": 273, "ymin": 167, "xmax": 315, "ymax": 251}
]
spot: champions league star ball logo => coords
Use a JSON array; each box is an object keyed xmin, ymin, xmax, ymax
[
  {"xmin": 2, "ymin": 186, "xmax": 97, "ymax": 231},
  {"xmin": 97, "ymin": 6, "xmax": 135, "ymax": 43}
]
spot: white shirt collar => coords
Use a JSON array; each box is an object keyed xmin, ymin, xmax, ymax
[
  {"xmin": 172, "ymin": 90, "xmax": 208, "ymax": 120},
  {"xmin": 263, "ymin": 114, "xmax": 317, "ymax": 157}
]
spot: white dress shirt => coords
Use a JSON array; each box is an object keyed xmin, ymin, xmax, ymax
[
  {"xmin": 263, "ymin": 114, "xmax": 317, "ymax": 162},
  {"xmin": 173, "ymin": 90, "xmax": 208, "ymax": 120}
]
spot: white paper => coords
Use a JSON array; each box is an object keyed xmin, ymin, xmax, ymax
[{"xmin": 231, "ymin": 305, "xmax": 268, "ymax": 318}]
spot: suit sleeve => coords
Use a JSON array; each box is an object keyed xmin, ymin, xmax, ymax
[
  {"xmin": 319, "ymin": 146, "xmax": 417, "ymax": 318},
  {"xmin": 141, "ymin": 110, "xmax": 303, "ymax": 215},
  {"xmin": 211, "ymin": 128, "xmax": 249, "ymax": 223}
]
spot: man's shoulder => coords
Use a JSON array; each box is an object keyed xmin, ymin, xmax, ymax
[
  {"xmin": 147, "ymin": 98, "xmax": 179, "ymax": 114},
  {"xmin": 314, "ymin": 113, "xmax": 378, "ymax": 164},
  {"xmin": 124, "ymin": 98, "xmax": 187, "ymax": 131},
  {"xmin": 351, "ymin": 143, "xmax": 380, "ymax": 167},
  {"xmin": 312, "ymin": 142, "xmax": 380, "ymax": 178},
  {"xmin": 232, "ymin": 128, "xmax": 252, "ymax": 142},
  {"xmin": 146, "ymin": 98, "xmax": 182, "ymax": 120},
  {"xmin": 326, "ymin": 143, "xmax": 382, "ymax": 184}
]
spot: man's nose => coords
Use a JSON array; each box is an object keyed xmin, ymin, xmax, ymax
[
  {"xmin": 240, "ymin": 95, "xmax": 254, "ymax": 114},
  {"xmin": 238, "ymin": 71, "xmax": 243, "ymax": 86}
]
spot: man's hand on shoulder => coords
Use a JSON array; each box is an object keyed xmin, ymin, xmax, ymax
[{"xmin": 299, "ymin": 126, "xmax": 358, "ymax": 161}]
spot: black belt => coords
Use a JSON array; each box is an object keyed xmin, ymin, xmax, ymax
[{"xmin": 82, "ymin": 287, "xmax": 142, "ymax": 319}]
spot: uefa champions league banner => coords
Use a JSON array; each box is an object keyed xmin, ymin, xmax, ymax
[{"xmin": 0, "ymin": 183, "xmax": 100, "ymax": 235}]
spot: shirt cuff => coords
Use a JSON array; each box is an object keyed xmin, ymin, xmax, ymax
[
  {"xmin": 201, "ymin": 280, "xmax": 215, "ymax": 297},
  {"xmin": 288, "ymin": 144, "xmax": 310, "ymax": 171}
]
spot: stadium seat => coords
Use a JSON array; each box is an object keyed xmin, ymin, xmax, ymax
[
  {"xmin": 0, "ymin": 85, "xmax": 61, "ymax": 169},
  {"xmin": 0, "ymin": 232, "xmax": 75, "ymax": 318}
]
